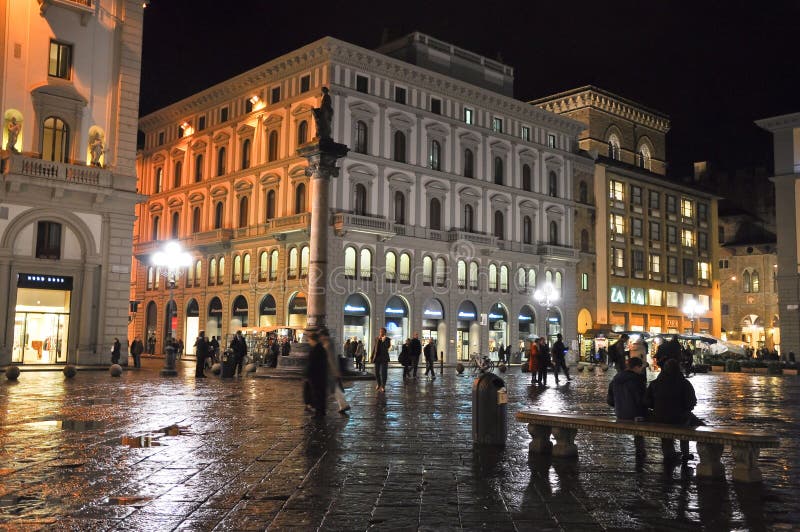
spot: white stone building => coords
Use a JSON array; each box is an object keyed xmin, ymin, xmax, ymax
[
  {"xmin": 0, "ymin": 0, "xmax": 144, "ymax": 365},
  {"xmin": 132, "ymin": 33, "xmax": 590, "ymax": 362}
]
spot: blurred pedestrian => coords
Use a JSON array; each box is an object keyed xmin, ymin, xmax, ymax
[
  {"xmin": 111, "ymin": 337, "xmax": 121, "ymax": 364},
  {"xmin": 210, "ymin": 336, "xmax": 220, "ymax": 362},
  {"xmin": 320, "ymin": 328, "xmax": 350, "ymax": 415},
  {"xmin": 552, "ymin": 333, "xmax": 571, "ymax": 384},
  {"xmin": 176, "ymin": 338, "xmax": 184, "ymax": 360},
  {"xmin": 371, "ymin": 327, "xmax": 391, "ymax": 392},
  {"xmin": 355, "ymin": 339, "xmax": 366, "ymax": 372},
  {"xmin": 400, "ymin": 338, "xmax": 412, "ymax": 381},
  {"xmin": 423, "ymin": 338, "xmax": 437, "ymax": 380},
  {"xmin": 644, "ymin": 358, "xmax": 699, "ymax": 462},
  {"xmin": 194, "ymin": 331, "xmax": 209, "ymax": 378},
  {"xmin": 410, "ymin": 332, "xmax": 422, "ymax": 378},
  {"xmin": 610, "ymin": 334, "xmax": 629, "ymax": 373},
  {"xmin": 304, "ymin": 331, "xmax": 328, "ymax": 417},
  {"xmin": 129, "ymin": 336, "xmax": 143, "ymax": 368},
  {"xmin": 607, "ymin": 357, "xmax": 647, "ymax": 457},
  {"xmin": 230, "ymin": 330, "xmax": 247, "ymax": 377},
  {"xmin": 536, "ymin": 337, "xmax": 551, "ymax": 386}
]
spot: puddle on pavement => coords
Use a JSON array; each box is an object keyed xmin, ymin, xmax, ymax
[
  {"xmin": 121, "ymin": 435, "xmax": 160, "ymax": 448},
  {"xmin": 108, "ymin": 495, "xmax": 153, "ymax": 506},
  {"xmin": 161, "ymin": 424, "xmax": 190, "ymax": 436}
]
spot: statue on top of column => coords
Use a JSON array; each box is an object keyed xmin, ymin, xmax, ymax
[{"xmin": 312, "ymin": 87, "xmax": 333, "ymax": 141}]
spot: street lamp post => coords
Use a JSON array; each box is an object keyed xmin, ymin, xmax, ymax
[
  {"xmin": 534, "ymin": 282, "xmax": 559, "ymax": 344},
  {"xmin": 152, "ymin": 241, "xmax": 193, "ymax": 377},
  {"xmin": 682, "ymin": 298, "xmax": 707, "ymax": 335}
]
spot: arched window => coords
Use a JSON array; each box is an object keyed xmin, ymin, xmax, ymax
[
  {"xmin": 489, "ymin": 263, "xmax": 498, "ymax": 291},
  {"xmin": 463, "ymin": 204, "xmax": 474, "ymax": 232},
  {"xmin": 268, "ymin": 130, "xmax": 279, "ymax": 161},
  {"xmin": 500, "ymin": 265, "xmax": 509, "ymax": 292},
  {"xmin": 579, "ymin": 181, "xmax": 588, "ymax": 203},
  {"xmin": 546, "ymin": 270, "xmax": 553, "ymax": 284},
  {"xmin": 288, "ymin": 248, "xmax": 298, "ymax": 278},
  {"xmin": 42, "ymin": 117, "xmax": 69, "ymax": 163},
  {"xmin": 216, "ymin": 146, "xmax": 226, "ymax": 176},
  {"xmin": 186, "ymin": 262, "xmax": 194, "ymax": 287},
  {"xmin": 528, "ymin": 268, "xmax": 536, "ymax": 289},
  {"xmin": 151, "ymin": 215, "xmax": 160, "ymax": 241},
  {"xmin": 355, "ymin": 120, "xmax": 368, "ymax": 154},
  {"xmin": 192, "ymin": 207, "xmax": 201, "ymax": 233},
  {"xmin": 555, "ymin": 271, "xmax": 563, "ymax": 290},
  {"xmin": 523, "ymin": 216, "xmax": 532, "ymax": 244},
  {"xmin": 300, "ymin": 246, "xmax": 310, "ymax": 278},
  {"xmin": 517, "ymin": 267, "xmax": 525, "ymax": 292},
  {"xmin": 217, "ymin": 256, "xmax": 225, "ymax": 284},
  {"xmin": 344, "ymin": 246, "xmax": 356, "ymax": 278},
  {"xmin": 399, "ymin": 253, "xmax": 411, "ymax": 283},
  {"xmin": 608, "ymin": 134, "xmax": 621, "ymax": 160},
  {"xmin": 494, "ymin": 210, "xmax": 504, "ymax": 240},
  {"xmin": 549, "ymin": 221, "xmax": 559, "ymax": 245},
  {"xmin": 266, "ymin": 190, "xmax": 276, "ymax": 220},
  {"xmin": 173, "ymin": 161, "xmax": 182, "ymax": 188},
  {"xmin": 214, "ymin": 201, "xmax": 224, "ymax": 229},
  {"xmin": 637, "ymin": 144, "xmax": 651, "ymax": 169},
  {"xmin": 522, "ymin": 164, "xmax": 531, "ymax": 191},
  {"xmin": 435, "ymin": 257, "xmax": 446, "ymax": 286},
  {"xmin": 393, "ymin": 130, "xmax": 406, "ymax": 163},
  {"xmin": 360, "ymin": 248, "xmax": 372, "ymax": 279},
  {"xmin": 548, "ymin": 171, "xmax": 558, "ymax": 197},
  {"xmin": 464, "ymin": 148, "xmax": 474, "ymax": 178},
  {"xmin": 241, "ymin": 139, "xmax": 251, "ymax": 170},
  {"xmin": 194, "ymin": 260, "xmax": 201, "ymax": 287},
  {"xmin": 469, "ymin": 261, "xmax": 479, "ymax": 290},
  {"xmin": 429, "ymin": 198, "xmax": 442, "ymax": 231},
  {"xmin": 171, "ymin": 211, "xmax": 180, "ymax": 238},
  {"xmin": 209, "ymin": 258, "xmax": 217, "ymax": 285},
  {"xmin": 194, "ymin": 154, "xmax": 203, "ymax": 182},
  {"xmin": 297, "ymin": 120, "xmax": 308, "ymax": 146},
  {"xmin": 743, "ymin": 270, "xmax": 751, "ymax": 293},
  {"xmin": 259, "ymin": 251, "xmax": 268, "ymax": 281},
  {"xmin": 233, "ymin": 255, "xmax": 242, "ymax": 283},
  {"xmin": 295, "ymin": 183, "xmax": 306, "ymax": 214},
  {"xmin": 242, "ymin": 253, "xmax": 251, "ymax": 282},
  {"xmin": 423, "ymin": 256, "xmax": 433, "ymax": 285},
  {"xmin": 354, "ymin": 184, "xmax": 367, "ymax": 215},
  {"xmin": 147, "ymin": 267, "xmax": 154, "ymax": 290},
  {"xmin": 154, "ymin": 168, "xmax": 163, "ymax": 193},
  {"xmin": 580, "ymin": 229, "xmax": 589, "ymax": 252},
  {"xmin": 494, "ymin": 156, "xmax": 504, "ymax": 185},
  {"xmin": 394, "ymin": 191, "xmax": 405, "ymax": 224},
  {"xmin": 238, "ymin": 196, "xmax": 249, "ymax": 228},
  {"xmin": 386, "ymin": 251, "xmax": 397, "ymax": 281},
  {"xmin": 429, "ymin": 140, "xmax": 441, "ymax": 171},
  {"xmin": 751, "ymin": 270, "xmax": 760, "ymax": 293},
  {"xmin": 269, "ymin": 249, "xmax": 278, "ymax": 280},
  {"xmin": 457, "ymin": 260, "xmax": 467, "ymax": 288}
]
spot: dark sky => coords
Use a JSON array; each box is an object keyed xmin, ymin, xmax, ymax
[{"xmin": 140, "ymin": 0, "xmax": 799, "ymax": 178}]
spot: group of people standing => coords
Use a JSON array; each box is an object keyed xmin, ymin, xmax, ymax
[
  {"xmin": 398, "ymin": 333, "xmax": 438, "ymax": 381},
  {"xmin": 193, "ymin": 331, "xmax": 247, "ymax": 378},
  {"xmin": 527, "ymin": 334, "xmax": 571, "ymax": 386},
  {"xmin": 343, "ymin": 337, "xmax": 367, "ymax": 372}
]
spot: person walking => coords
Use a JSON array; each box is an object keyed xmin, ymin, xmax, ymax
[
  {"xmin": 610, "ymin": 334, "xmax": 629, "ymax": 373},
  {"xmin": 194, "ymin": 332, "xmax": 209, "ymax": 378},
  {"xmin": 355, "ymin": 339, "xmax": 366, "ymax": 372},
  {"xmin": 371, "ymin": 327, "xmax": 391, "ymax": 392},
  {"xmin": 129, "ymin": 336, "xmax": 144, "ymax": 368},
  {"xmin": 536, "ymin": 337, "xmax": 551, "ymax": 386},
  {"xmin": 410, "ymin": 332, "xmax": 422, "ymax": 378},
  {"xmin": 607, "ymin": 357, "xmax": 648, "ymax": 457},
  {"xmin": 645, "ymin": 358, "xmax": 699, "ymax": 462},
  {"xmin": 320, "ymin": 328, "xmax": 350, "ymax": 415},
  {"xmin": 230, "ymin": 330, "xmax": 247, "ymax": 377},
  {"xmin": 552, "ymin": 333, "xmax": 571, "ymax": 384},
  {"xmin": 111, "ymin": 338, "xmax": 121, "ymax": 365},
  {"xmin": 528, "ymin": 339, "xmax": 540, "ymax": 383},
  {"xmin": 399, "ymin": 339, "xmax": 412, "ymax": 381},
  {"xmin": 423, "ymin": 338, "xmax": 437, "ymax": 380},
  {"xmin": 304, "ymin": 331, "xmax": 328, "ymax": 417}
]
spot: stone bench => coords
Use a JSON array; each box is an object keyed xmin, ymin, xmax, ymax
[{"xmin": 515, "ymin": 411, "xmax": 779, "ymax": 483}]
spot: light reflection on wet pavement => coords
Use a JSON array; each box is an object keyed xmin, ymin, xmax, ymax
[{"xmin": 0, "ymin": 359, "xmax": 797, "ymax": 531}]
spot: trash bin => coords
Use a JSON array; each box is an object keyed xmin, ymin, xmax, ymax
[
  {"xmin": 472, "ymin": 373, "xmax": 507, "ymax": 446},
  {"xmin": 221, "ymin": 349, "xmax": 236, "ymax": 378}
]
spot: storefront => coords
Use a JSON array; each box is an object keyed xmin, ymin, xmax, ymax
[
  {"xmin": 207, "ymin": 297, "xmax": 223, "ymax": 339},
  {"xmin": 546, "ymin": 308, "xmax": 562, "ymax": 345},
  {"xmin": 456, "ymin": 300, "xmax": 480, "ymax": 361},
  {"xmin": 487, "ymin": 302, "xmax": 508, "ymax": 357},
  {"xmin": 421, "ymin": 298, "xmax": 445, "ymax": 361},
  {"xmin": 343, "ymin": 293, "xmax": 370, "ymax": 349},
  {"xmin": 12, "ymin": 274, "xmax": 71, "ymax": 364},
  {"xmin": 258, "ymin": 294, "xmax": 276, "ymax": 327},
  {"xmin": 231, "ymin": 295, "xmax": 249, "ymax": 329},
  {"xmin": 518, "ymin": 304, "xmax": 536, "ymax": 352},
  {"xmin": 184, "ymin": 299, "xmax": 199, "ymax": 355},
  {"xmin": 384, "ymin": 295, "xmax": 408, "ymax": 361},
  {"xmin": 287, "ymin": 292, "xmax": 307, "ymax": 329}
]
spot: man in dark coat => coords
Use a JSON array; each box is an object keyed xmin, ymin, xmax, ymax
[
  {"xmin": 645, "ymin": 358, "xmax": 698, "ymax": 462},
  {"xmin": 129, "ymin": 336, "xmax": 144, "ymax": 368},
  {"xmin": 111, "ymin": 338, "xmax": 121, "ymax": 364},
  {"xmin": 655, "ymin": 336, "xmax": 682, "ymax": 370},
  {"xmin": 194, "ymin": 332, "xmax": 209, "ymax": 378},
  {"xmin": 552, "ymin": 333, "xmax": 571, "ymax": 384},
  {"xmin": 230, "ymin": 331, "xmax": 247, "ymax": 377},
  {"xmin": 610, "ymin": 334, "xmax": 629, "ymax": 373},
  {"xmin": 423, "ymin": 338, "xmax": 436, "ymax": 380},
  {"xmin": 409, "ymin": 332, "xmax": 422, "ymax": 378},
  {"xmin": 209, "ymin": 336, "xmax": 220, "ymax": 362},
  {"xmin": 304, "ymin": 331, "xmax": 328, "ymax": 416},
  {"xmin": 371, "ymin": 327, "xmax": 391, "ymax": 392},
  {"xmin": 536, "ymin": 337, "xmax": 551, "ymax": 386},
  {"xmin": 608, "ymin": 357, "xmax": 647, "ymax": 457}
]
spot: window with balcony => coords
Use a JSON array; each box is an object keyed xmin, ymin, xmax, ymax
[
  {"xmin": 214, "ymin": 202, "xmax": 224, "ymax": 229},
  {"xmin": 607, "ymin": 134, "xmax": 621, "ymax": 160},
  {"xmin": 393, "ymin": 131, "xmax": 407, "ymax": 163},
  {"xmin": 354, "ymin": 184, "xmax": 368, "ymax": 215},
  {"xmin": 355, "ymin": 121, "xmax": 368, "ymax": 154},
  {"xmin": 429, "ymin": 140, "xmax": 442, "ymax": 171},
  {"xmin": 524, "ymin": 216, "xmax": 533, "ymax": 245},
  {"xmin": 609, "ymin": 180, "xmax": 624, "ymax": 201},
  {"xmin": 429, "ymin": 198, "xmax": 442, "ymax": 231},
  {"xmin": 171, "ymin": 211, "xmax": 179, "ymax": 239},
  {"xmin": 522, "ymin": 164, "xmax": 532, "ymax": 191},
  {"xmin": 394, "ymin": 191, "xmax": 406, "ymax": 225},
  {"xmin": 192, "ymin": 207, "xmax": 201, "ymax": 233},
  {"xmin": 494, "ymin": 157, "xmax": 504, "ymax": 185},
  {"xmin": 297, "ymin": 121, "xmax": 308, "ymax": 146},
  {"xmin": 146, "ymin": 267, "xmax": 154, "ymax": 290},
  {"xmin": 549, "ymin": 221, "xmax": 559, "ymax": 245},
  {"xmin": 48, "ymin": 41, "xmax": 72, "ymax": 79},
  {"xmin": 42, "ymin": 117, "xmax": 69, "ymax": 163},
  {"xmin": 173, "ymin": 161, "xmax": 182, "ymax": 188},
  {"xmin": 216, "ymin": 146, "xmax": 226, "ymax": 176},
  {"xmin": 154, "ymin": 167, "xmax": 163, "ymax": 193},
  {"xmin": 36, "ymin": 221, "xmax": 62, "ymax": 259},
  {"xmin": 463, "ymin": 204, "xmax": 475, "ymax": 233},
  {"xmin": 238, "ymin": 196, "xmax": 249, "ymax": 228},
  {"xmin": 266, "ymin": 190, "xmax": 276, "ymax": 220},
  {"xmin": 268, "ymin": 131, "xmax": 279, "ymax": 162},
  {"xmin": 637, "ymin": 145, "xmax": 651, "ymax": 169},
  {"xmin": 288, "ymin": 248, "xmax": 298, "ymax": 279},
  {"xmin": 463, "ymin": 149, "xmax": 474, "ymax": 178},
  {"xmin": 151, "ymin": 215, "xmax": 160, "ymax": 241},
  {"xmin": 494, "ymin": 211, "xmax": 504, "ymax": 240},
  {"xmin": 548, "ymin": 171, "xmax": 558, "ymax": 197},
  {"xmin": 295, "ymin": 183, "xmax": 306, "ymax": 214}
]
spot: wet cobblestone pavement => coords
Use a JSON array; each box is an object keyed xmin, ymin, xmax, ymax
[{"xmin": 0, "ymin": 360, "xmax": 798, "ymax": 531}]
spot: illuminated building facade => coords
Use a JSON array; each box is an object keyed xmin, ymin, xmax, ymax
[
  {"xmin": 132, "ymin": 33, "xmax": 592, "ymax": 361},
  {"xmin": 533, "ymin": 87, "xmax": 720, "ymax": 358},
  {"xmin": 0, "ymin": 0, "xmax": 144, "ymax": 365}
]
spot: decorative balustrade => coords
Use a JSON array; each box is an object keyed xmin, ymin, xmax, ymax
[
  {"xmin": 332, "ymin": 213, "xmax": 394, "ymax": 237},
  {"xmin": 2, "ymin": 153, "xmax": 111, "ymax": 187}
]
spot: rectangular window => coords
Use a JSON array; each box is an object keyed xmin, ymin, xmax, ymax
[
  {"xmin": 630, "ymin": 287, "xmax": 646, "ymax": 305},
  {"xmin": 632, "ymin": 250, "xmax": 645, "ymax": 273},
  {"xmin": 220, "ymin": 107, "xmax": 229, "ymax": 123},
  {"xmin": 492, "ymin": 117, "xmax": 503, "ymax": 133},
  {"xmin": 630, "ymin": 185, "xmax": 642, "ymax": 206},
  {"xmin": 698, "ymin": 261, "xmax": 710, "ymax": 280},
  {"xmin": 666, "ymin": 291, "xmax": 679, "ymax": 307},
  {"xmin": 609, "ymin": 180, "xmax": 625, "ymax": 201},
  {"xmin": 464, "ymin": 108, "xmax": 474, "ymax": 125},
  {"xmin": 198, "ymin": 116, "xmax": 206, "ymax": 131},
  {"xmin": 698, "ymin": 294, "xmax": 710, "ymax": 310},
  {"xmin": 631, "ymin": 218, "xmax": 643, "ymax": 238},
  {"xmin": 698, "ymin": 203, "xmax": 708, "ymax": 223},
  {"xmin": 668, "ymin": 256, "xmax": 678, "ymax": 276},
  {"xmin": 271, "ymin": 86, "xmax": 281, "ymax": 104},
  {"xmin": 157, "ymin": 132, "xmax": 165, "ymax": 146},
  {"xmin": 356, "ymin": 75, "xmax": 369, "ymax": 93},
  {"xmin": 300, "ymin": 75, "xmax": 311, "ymax": 93},
  {"xmin": 521, "ymin": 126, "xmax": 531, "ymax": 142},
  {"xmin": 610, "ymin": 214, "xmax": 625, "ymax": 235},
  {"xmin": 649, "ymin": 289, "xmax": 663, "ymax": 306},
  {"xmin": 666, "ymin": 195, "xmax": 677, "ymax": 214},
  {"xmin": 36, "ymin": 221, "xmax": 62, "ymax": 259},
  {"xmin": 48, "ymin": 40, "xmax": 72, "ymax": 79},
  {"xmin": 682, "ymin": 229, "xmax": 695, "ymax": 247},
  {"xmin": 547, "ymin": 134, "xmax": 556, "ymax": 148},
  {"xmin": 650, "ymin": 254, "xmax": 661, "ymax": 273},
  {"xmin": 395, "ymin": 86, "xmax": 407, "ymax": 104},
  {"xmin": 649, "ymin": 190, "xmax": 660, "ymax": 210},
  {"xmin": 698, "ymin": 232, "xmax": 708, "ymax": 251},
  {"xmin": 667, "ymin": 225, "xmax": 677, "ymax": 244},
  {"xmin": 649, "ymin": 221, "xmax": 661, "ymax": 241},
  {"xmin": 610, "ymin": 285, "xmax": 626, "ymax": 303},
  {"xmin": 581, "ymin": 273, "xmax": 589, "ymax": 291},
  {"xmin": 681, "ymin": 198, "xmax": 694, "ymax": 218},
  {"xmin": 683, "ymin": 258, "xmax": 695, "ymax": 283},
  {"xmin": 718, "ymin": 258, "xmax": 729, "ymax": 269},
  {"xmin": 613, "ymin": 248, "xmax": 625, "ymax": 269},
  {"xmin": 430, "ymin": 98, "xmax": 442, "ymax": 115},
  {"xmin": 722, "ymin": 303, "xmax": 730, "ymax": 315}
]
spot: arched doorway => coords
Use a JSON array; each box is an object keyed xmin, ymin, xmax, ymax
[
  {"xmin": 343, "ymin": 293, "xmax": 370, "ymax": 355},
  {"xmin": 231, "ymin": 295, "xmax": 249, "ymax": 329},
  {"xmin": 456, "ymin": 300, "xmax": 479, "ymax": 361},
  {"xmin": 145, "ymin": 301, "xmax": 157, "ymax": 353},
  {"xmin": 207, "ymin": 297, "xmax": 223, "ymax": 339},
  {"xmin": 421, "ymin": 298, "xmax": 445, "ymax": 361},
  {"xmin": 184, "ymin": 299, "xmax": 200, "ymax": 355},
  {"xmin": 518, "ymin": 304, "xmax": 536, "ymax": 353},
  {"xmin": 576, "ymin": 308, "xmax": 593, "ymax": 363},
  {"xmin": 487, "ymin": 302, "xmax": 509, "ymax": 359},
  {"xmin": 164, "ymin": 299, "xmax": 177, "ymax": 343},
  {"xmin": 259, "ymin": 294, "xmax": 276, "ymax": 327},
  {"xmin": 287, "ymin": 292, "xmax": 307, "ymax": 330},
  {"xmin": 384, "ymin": 295, "xmax": 409, "ymax": 362},
  {"xmin": 547, "ymin": 307, "xmax": 563, "ymax": 345}
]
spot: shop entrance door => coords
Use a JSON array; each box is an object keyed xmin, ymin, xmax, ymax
[{"xmin": 13, "ymin": 312, "xmax": 69, "ymax": 364}]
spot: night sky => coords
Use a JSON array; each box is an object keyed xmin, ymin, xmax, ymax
[{"xmin": 140, "ymin": 0, "xmax": 798, "ymax": 178}]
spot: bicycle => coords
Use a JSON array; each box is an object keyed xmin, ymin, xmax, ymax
[{"xmin": 469, "ymin": 353, "xmax": 494, "ymax": 375}]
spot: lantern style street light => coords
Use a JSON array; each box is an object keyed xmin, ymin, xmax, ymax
[
  {"xmin": 682, "ymin": 298, "xmax": 707, "ymax": 335},
  {"xmin": 151, "ymin": 241, "xmax": 193, "ymax": 376},
  {"xmin": 534, "ymin": 282, "xmax": 559, "ymax": 344}
]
